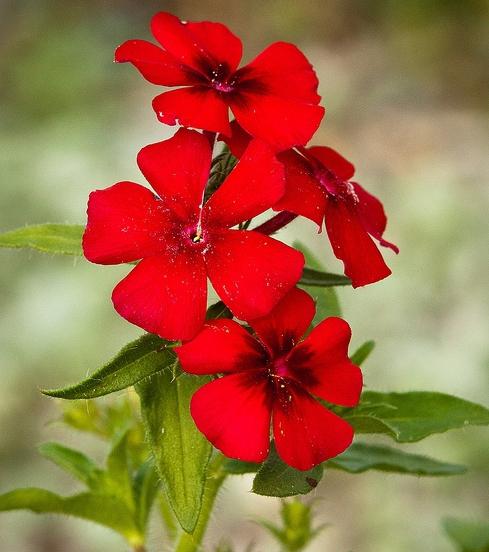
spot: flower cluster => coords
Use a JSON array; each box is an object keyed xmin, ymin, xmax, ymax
[{"xmin": 83, "ymin": 13, "xmax": 398, "ymax": 469}]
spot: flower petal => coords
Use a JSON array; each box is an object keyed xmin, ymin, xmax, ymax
[
  {"xmin": 249, "ymin": 287, "xmax": 315, "ymax": 356},
  {"xmin": 218, "ymin": 120, "xmax": 252, "ymax": 158},
  {"xmin": 204, "ymin": 140, "xmax": 285, "ymax": 228},
  {"xmin": 151, "ymin": 12, "xmax": 243, "ymax": 76},
  {"xmin": 137, "ymin": 128, "xmax": 211, "ymax": 222},
  {"xmin": 352, "ymin": 182, "xmax": 399, "ymax": 253},
  {"xmin": 152, "ymin": 87, "xmax": 230, "ymax": 135},
  {"xmin": 114, "ymin": 39, "xmax": 193, "ymax": 86},
  {"xmin": 229, "ymin": 42, "xmax": 324, "ymax": 150},
  {"xmin": 205, "ymin": 229, "xmax": 304, "ymax": 320},
  {"xmin": 324, "ymin": 199, "xmax": 391, "ymax": 287},
  {"xmin": 307, "ymin": 146, "xmax": 355, "ymax": 181},
  {"xmin": 274, "ymin": 150, "xmax": 326, "ymax": 227},
  {"xmin": 288, "ymin": 317, "xmax": 363, "ymax": 407},
  {"xmin": 273, "ymin": 383, "xmax": 354, "ymax": 470},
  {"xmin": 191, "ymin": 372, "xmax": 272, "ymax": 462},
  {"xmin": 82, "ymin": 181, "xmax": 172, "ymax": 265},
  {"xmin": 112, "ymin": 251, "xmax": 207, "ymax": 341},
  {"xmin": 176, "ymin": 319, "xmax": 266, "ymax": 374},
  {"xmin": 230, "ymin": 93, "xmax": 324, "ymax": 152}
]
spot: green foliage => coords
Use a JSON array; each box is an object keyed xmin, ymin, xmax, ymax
[
  {"xmin": 258, "ymin": 499, "xmax": 326, "ymax": 552},
  {"xmin": 43, "ymin": 333, "xmax": 174, "ymax": 399},
  {"xmin": 0, "ymin": 404, "xmax": 161, "ymax": 548},
  {"xmin": 345, "ymin": 391, "xmax": 489, "ymax": 442},
  {"xmin": 443, "ymin": 518, "xmax": 489, "ymax": 552},
  {"xmin": 0, "ymin": 224, "xmax": 84, "ymax": 255},
  {"xmin": 330, "ymin": 442, "xmax": 466, "ymax": 476},
  {"xmin": 252, "ymin": 444, "xmax": 323, "ymax": 497},
  {"xmin": 351, "ymin": 340, "xmax": 376, "ymax": 366},
  {"xmin": 300, "ymin": 267, "xmax": 351, "ymax": 287},
  {"xmin": 136, "ymin": 367, "xmax": 212, "ymax": 533}
]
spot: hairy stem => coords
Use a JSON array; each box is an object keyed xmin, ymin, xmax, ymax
[
  {"xmin": 253, "ymin": 211, "xmax": 298, "ymax": 235},
  {"xmin": 174, "ymin": 454, "xmax": 227, "ymax": 552}
]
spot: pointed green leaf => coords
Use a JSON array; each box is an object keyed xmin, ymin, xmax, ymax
[
  {"xmin": 0, "ymin": 489, "xmax": 143, "ymax": 545},
  {"xmin": 0, "ymin": 224, "xmax": 84, "ymax": 256},
  {"xmin": 252, "ymin": 445, "xmax": 323, "ymax": 497},
  {"xmin": 206, "ymin": 300, "xmax": 233, "ymax": 320},
  {"xmin": 104, "ymin": 431, "xmax": 134, "ymax": 509},
  {"xmin": 43, "ymin": 333, "xmax": 173, "ymax": 399},
  {"xmin": 443, "ymin": 517, "xmax": 489, "ymax": 552},
  {"xmin": 345, "ymin": 391, "xmax": 489, "ymax": 442},
  {"xmin": 133, "ymin": 461, "xmax": 160, "ymax": 532},
  {"xmin": 38, "ymin": 442, "xmax": 104, "ymax": 489},
  {"xmin": 351, "ymin": 341, "xmax": 375, "ymax": 366},
  {"xmin": 329, "ymin": 442, "xmax": 466, "ymax": 476},
  {"xmin": 136, "ymin": 368, "xmax": 212, "ymax": 533},
  {"xmin": 300, "ymin": 267, "xmax": 351, "ymax": 287},
  {"xmin": 223, "ymin": 459, "xmax": 260, "ymax": 475}
]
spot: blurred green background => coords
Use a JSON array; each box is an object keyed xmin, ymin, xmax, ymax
[{"xmin": 1, "ymin": 1, "xmax": 488, "ymax": 550}]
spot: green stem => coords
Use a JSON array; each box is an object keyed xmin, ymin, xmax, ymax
[{"xmin": 174, "ymin": 454, "xmax": 227, "ymax": 552}]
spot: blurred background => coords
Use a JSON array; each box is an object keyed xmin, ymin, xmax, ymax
[{"xmin": 1, "ymin": 1, "xmax": 488, "ymax": 550}]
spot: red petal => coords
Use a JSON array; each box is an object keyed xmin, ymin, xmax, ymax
[
  {"xmin": 249, "ymin": 287, "xmax": 315, "ymax": 356},
  {"xmin": 112, "ymin": 252, "xmax": 207, "ymax": 341},
  {"xmin": 273, "ymin": 383, "xmax": 354, "ymax": 470},
  {"xmin": 82, "ymin": 181, "xmax": 172, "ymax": 264},
  {"xmin": 324, "ymin": 199, "xmax": 391, "ymax": 287},
  {"xmin": 307, "ymin": 146, "xmax": 355, "ymax": 181},
  {"xmin": 152, "ymin": 87, "xmax": 230, "ymax": 135},
  {"xmin": 151, "ymin": 12, "xmax": 242, "ymax": 75},
  {"xmin": 238, "ymin": 42, "xmax": 321, "ymax": 103},
  {"xmin": 230, "ymin": 93, "xmax": 324, "ymax": 152},
  {"xmin": 203, "ymin": 140, "xmax": 285, "ymax": 228},
  {"xmin": 288, "ymin": 317, "xmax": 363, "ymax": 407},
  {"xmin": 176, "ymin": 319, "xmax": 266, "ymax": 375},
  {"xmin": 137, "ymin": 128, "xmax": 211, "ymax": 222},
  {"xmin": 191, "ymin": 372, "xmax": 272, "ymax": 462},
  {"xmin": 274, "ymin": 150, "xmax": 326, "ymax": 227},
  {"xmin": 205, "ymin": 229, "xmax": 304, "ymax": 320},
  {"xmin": 114, "ymin": 40, "xmax": 193, "ymax": 86},
  {"xmin": 352, "ymin": 182, "xmax": 399, "ymax": 253},
  {"xmin": 218, "ymin": 120, "xmax": 252, "ymax": 158}
]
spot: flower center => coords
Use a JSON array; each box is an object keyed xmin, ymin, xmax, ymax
[
  {"xmin": 316, "ymin": 168, "xmax": 358, "ymax": 204},
  {"xmin": 209, "ymin": 63, "xmax": 235, "ymax": 93}
]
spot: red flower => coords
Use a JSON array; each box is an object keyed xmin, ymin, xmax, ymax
[
  {"xmin": 82, "ymin": 129, "xmax": 304, "ymax": 341},
  {"xmin": 176, "ymin": 287, "xmax": 362, "ymax": 470},
  {"xmin": 223, "ymin": 122, "xmax": 399, "ymax": 287},
  {"xmin": 115, "ymin": 12, "xmax": 324, "ymax": 151}
]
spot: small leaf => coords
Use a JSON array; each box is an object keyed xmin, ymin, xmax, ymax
[
  {"xmin": 38, "ymin": 442, "xmax": 103, "ymax": 490},
  {"xmin": 351, "ymin": 341, "xmax": 375, "ymax": 366},
  {"xmin": 104, "ymin": 431, "xmax": 134, "ymax": 509},
  {"xmin": 133, "ymin": 461, "xmax": 160, "ymax": 531},
  {"xmin": 300, "ymin": 267, "xmax": 351, "ymax": 287},
  {"xmin": 345, "ymin": 391, "xmax": 489, "ymax": 442},
  {"xmin": 43, "ymin": 334, "xmax": 174, "ymax": 399},
  {"xmin": 329, "ymin": 442, "xmax": 466, "ymax": 476},
  {"xmin": 0, "ymin": 224, "xmax": 84, "ymax": 256},
  {"xmin": 443, "ymin": 517, "xmax": 489, "ymax": 552},
  {"xmin": 252, "ymin": 444, "xmax": 323, "ymax": 497},
  {"xmin": 0, "ymin": 489, "xmax": 143, "ymax": 545},
  {"xmin": 206, "ymin": 300, "xmax": 233, "ymax": 320},
  {"xmin": 223, "ymin": 459, "xmax": 260, "ymax": 475},
  {"xmin": 136, "ymin": 368, "xmax": 212, "ymax": 533}
]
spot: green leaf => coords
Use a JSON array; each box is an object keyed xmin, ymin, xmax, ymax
[
  {"xmin": 104, "ymin": 431, "xmax": 134, "ymax": 509},
  {"xmin": 252, "ymin": 445, "xmax": 323, "ymax": 497},
  {"xmin": 299, "ymin": 267, "xmax": 351, "ymax": 287},
  {"xmin": 43, "ymin": 333, "xmax": 174, "ymax": 399},
  {"xmin": 329, "ymin": 442, "xmax": 466, "ymax": 476},
  {"xmin": 223, "ymin": 459, "xmax": 261, "ymax": 475},
  {"xmin": 345, "ymin": 391, "xmax": 489, "ymax": 442},
  {"xmin": 206, "ymin": 300, "xmax": 233, "ymax": 320},
  {"xmin": 443, "ymin": 517, "xmax": 489, "ymax": 552},
  {"xmin": 136, "ymin": 368, "xmax": 212, "ymax": 533},
  {"xmin": 294, "ymin": 240, "xmax": 342, "ymax": 319},
  {"xmin": 351, "ymin": 341, "xmax": 375, "ymax": 366},
  {"xmin": 0, "ymin": 489, "xmax": 143, "ymax": 545},
  {"xmin": 0, "ymin": 224, "xmax": 84, "ymax": 256},
  {"xmin": 133, "ymin": 461, "xmax": 160, "ymax": 531},
  {"xmin": 38, "ymin": 442, "xmax": 103, "ymax": 490}
]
